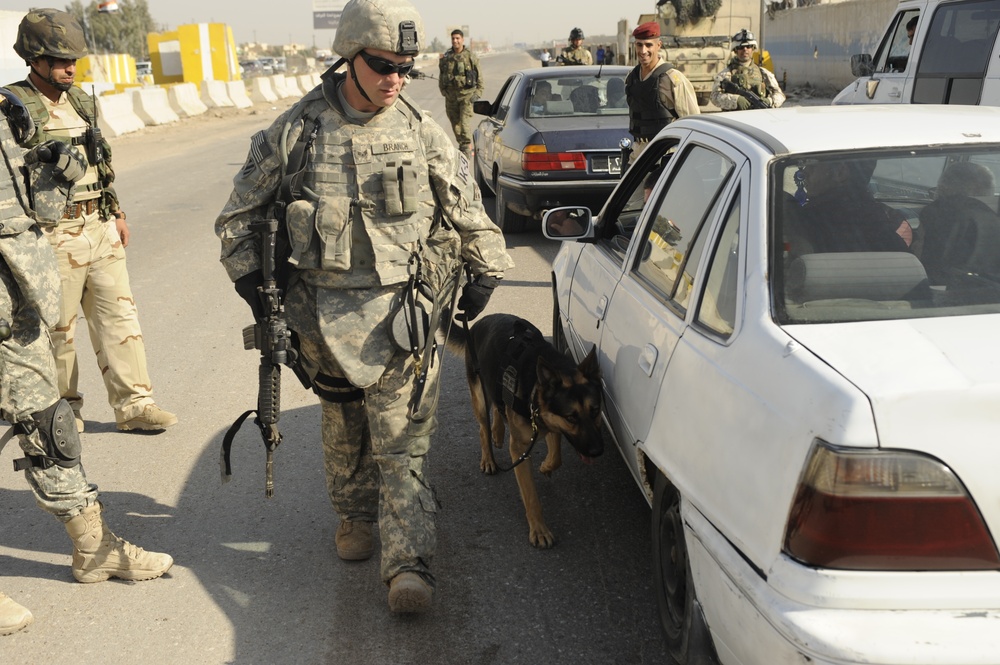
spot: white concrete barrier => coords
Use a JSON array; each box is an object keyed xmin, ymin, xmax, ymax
[
  {"xmin": 225, "ymin": 80, "xmax": 253, "ymax": 109},
  {"xmin": 167, "ymin": 83, "xmax": 208, "ymax": 117},
  {"xmin": 249, "ymin": 76, "xmax": 278, "ymax": 103},
  {"xmin": 130, "ymin": 87, "xmax": 180, "ymax": 125},
  {"xmin": 200, "ymin": 79, "xmax": 235, "ymax": 108},
  {"xmin": 297, "ymin": 74, "xmax": 316, "ymax": 94},
  {"xmin": 270, "ymin": 74, "xmax": 292, "ymax": 99},
  {"xmin": 96, "ymin": 92, "xmax": 145, "ymax": 138}
]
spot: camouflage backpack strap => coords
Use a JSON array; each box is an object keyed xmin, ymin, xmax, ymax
[{"xmin": 3, "ymin": 80, "xmax": 48, "ymax": 148}]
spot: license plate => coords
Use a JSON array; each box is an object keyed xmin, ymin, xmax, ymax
[{"xmin": 592, "ymin": 155, "xmax": 622, "ymax": 175}]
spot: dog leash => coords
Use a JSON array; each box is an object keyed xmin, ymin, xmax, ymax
[{"xmin": 463, "ymin": 317, "xmax": 542, "ymax": 472}]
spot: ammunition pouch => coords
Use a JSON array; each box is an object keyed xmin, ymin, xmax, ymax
[{"xmin": 12, "ymin": 400, "xmax": 81, "ymax": 471}]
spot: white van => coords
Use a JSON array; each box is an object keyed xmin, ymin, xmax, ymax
[{"xmin": 833, "ymin": 0, "xmax": 1000, "ymax": 105}]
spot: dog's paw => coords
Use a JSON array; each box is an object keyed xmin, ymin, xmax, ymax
[
  {"xmin": 479, "ymin": 457, "xmax": 498, "ymax": 475},
  {"xmin": 529, "ymin": 525, "xmax": 555, "ymax": 548},
  {"xmin": 539, "ymin": 459, "xmax": 561, "ymax": 476}
]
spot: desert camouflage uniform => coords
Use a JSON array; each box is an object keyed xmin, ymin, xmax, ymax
[
  {"xmin": 0, "ymin": 111, "xmax": 97, "ymax": 519},
  {"xmin": 217, "ymin": 71, "xmax": 512, "ymax": 586},
  {"xmin": 438, "ymin": 47, "xmax": 484, "ymax": 155},
  {"xmin": 5, "ymin": 79, "xmax": 158, "ymax": 426},
  {"xmin": 710, "ymin": 58, "xmax": 786, "ymax": 110},
  {"xmin": 560, "ymin": 44, "xmax": 593, "ymax": 66}
]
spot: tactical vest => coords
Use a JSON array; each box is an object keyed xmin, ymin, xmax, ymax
[
  {"xmin": 625, "ymin": 63, "xmax": 675, "ymax": 141},
  {"xmin": 730, "ymin": 62, "xmax": 768, "ymax": 101},
  {"xmin": 5, "ymin": 81, "xmax": 117, "ymax": 216},
  {"xmin": 283, "ymin": 83, "xmax": 437, "ymax": 289}
]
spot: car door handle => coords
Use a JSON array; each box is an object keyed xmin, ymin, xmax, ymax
[
  {"xmin": 596, "ymin": 295, "xmax": 608, "ymax": 321},
  {"xmin": 638, "ymin": 343, "xmax": 657, "ymax": 377}
]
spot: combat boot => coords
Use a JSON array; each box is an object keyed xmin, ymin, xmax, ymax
[
  {"xmin": 387, "ymin": 572, "xmax": 433, "ymax": 613},
  {"xmin": 335, "ymin": 521, "xmax": 374, "ymax": 561},
  {"xmin": 117, "ymin": 404, "xmax": 178, "ymax": 432},
  {"xmin": 0, "ymin": 592, "xmax": 32, "ymax": 636},
  {"xmin": 64, "ymin": 502, "xmax": 173, "ymax": 583}
]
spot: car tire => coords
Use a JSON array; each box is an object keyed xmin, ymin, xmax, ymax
[
  {"xmin": 551, "ymin": 280, "xmax": 569, "ymax": 354},
  {"xmin": 652, "ymin": 472, "xmax": 721, "ymax": 665},
  {"xmin": 495, "ymin": 177, "xmax": 530, "ymax": 234}
]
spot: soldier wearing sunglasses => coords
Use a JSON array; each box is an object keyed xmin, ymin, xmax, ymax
[{"xmin": 217, "ymin": 0, "xmax": 512, "ymax": 615}]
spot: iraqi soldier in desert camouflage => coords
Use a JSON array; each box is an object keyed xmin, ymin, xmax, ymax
[
  {"xmin": 559, "ymin": 27, "xmax": 593, "ymax": 65},
  {"xmin": 217, "ymin": 0, "xmax": 512, "ymax": 613},
  {"xmin": 0, "ymin": 87, "xmax": 172, "ymax": 637},
  {"xmin": 438, "ymin": 29, "xmax": 484, "ymax": 157},
  {"xmin": 6, "ymin": 8, "xmax": 176, "ymax": 434}
]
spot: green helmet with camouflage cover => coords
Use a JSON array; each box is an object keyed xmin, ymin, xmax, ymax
[
  {"xmin": 332, "ymin": 0, "xmax": 424, "ymax": 59},
  {"xmin": 14, "ymin": 8, "xmax": 89, "ymax": 62}
]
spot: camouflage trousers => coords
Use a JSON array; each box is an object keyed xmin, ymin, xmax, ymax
[
  {"xmin": 44, "ymin": 212, "xmax": 154, "ymax": 423},
  {"xmin": 291, "ymin": 293, "xmax": 438, "ymax": 586},
  {"xmin": 0, "ymin": 259, "xmax": 98, "ymax": 520},
  {"xmin": 444, "ymin": 95, "xmax": 475, "ymax": 154}
]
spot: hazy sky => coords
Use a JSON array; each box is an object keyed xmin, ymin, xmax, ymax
[{"xmin": 142, "ymin": 0, "xmax": 641, "ymax": 48}]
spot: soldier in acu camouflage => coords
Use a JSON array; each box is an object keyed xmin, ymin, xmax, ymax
[
  {"xmin": 710, "ymin": 29, "xmax": 785, "ymax": 111},
  {"xmin": 0, "ymin": 87, "xmax": 172, "ymax": 637},
  {"xmin": 216, "ymin": 0, "xmax": 512, "ymax": 614},
  {"xmin": 6, "ymin": 8, "xmax": 177, "ymax": 434},
  {"xmin": 438, "ymin": 29, "xmax": 484, "ymax": 157}
]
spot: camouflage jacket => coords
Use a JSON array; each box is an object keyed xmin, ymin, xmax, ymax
[
  {"xmin": 560, "ymin": 45, "xmax": 593, "ymax": 66},
  {"xmin": 438, "ymin": 47, "xmax": 484, "ymax": 99},
  {"xmin": 710, "ymin": 59, "xmax": 786, "ymax": 110}
]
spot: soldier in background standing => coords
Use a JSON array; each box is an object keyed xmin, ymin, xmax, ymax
[
  {"xmin": 6, "ymin": 9, "xmax": 177, "ymax": 434},
  {"xmin": 625, "ymin": 21, "xmax": 699, "ymax": 157},
  {"xmin": 0, "ymin": 87, "xmax": 172, "ymax": 637},
  {"xmin": 560, "ymin": 28, "xmax": 593, "ymax": 65},
  {"xmin": 710, "ymin": 29, "xmax": 785, "ymax": 111},
  {"xmin": 438, "ymin": 28, "xmax": 484, "ymax": 158},
  {"xmin": 217, "ymin": 0, "xmax": 512, "ymax": 613}
]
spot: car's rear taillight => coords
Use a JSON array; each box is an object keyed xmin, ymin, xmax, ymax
[
  {"xmin": 522, "ymin": 144, "xmax": 586, "ymax": 171},
  {"xmin": 783, "ymin": 441, "xmax": 1000, "ymax": 570}
]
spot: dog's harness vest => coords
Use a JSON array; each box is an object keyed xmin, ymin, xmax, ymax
[{"xmin": 498, "ymin": 319, "xmax": 547, "ymax": 419}]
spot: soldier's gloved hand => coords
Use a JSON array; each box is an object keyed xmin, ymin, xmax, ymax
[
  {"xmin": 736, "ymin": 96, "xmax": 752, "ymax": 111},
  {"xmin": 235, "ymin": 270, "xmax": 265, "ymax": 320},
  {"xmin": 33, "ymin": 140, "xmax": 87, "ymax": 183},
  {"xmin": 456, "ymin": 275, "xmax": 500, "ymax": 322}
]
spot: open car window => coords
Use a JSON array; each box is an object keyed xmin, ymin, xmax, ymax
[{"xmin": 773, "ymin": 145, "xmax": 1000, "ymax": 324}]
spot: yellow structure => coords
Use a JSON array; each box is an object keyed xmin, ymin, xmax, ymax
[
  {"xmin": 77, "ymin": 53, "xmax": 140, "ymax": 84},
  {"xmin": 148, "ymin": 23, "xmax": 241, "ymax": 84}
]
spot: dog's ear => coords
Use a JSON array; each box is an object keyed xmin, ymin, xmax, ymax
[
  {"xmin": 578, "ymin": 345, "xmax": 601, "ymax": 381},
  {"xmin": 537, "ymin": 356, "xmax": 560, "ymax": 386}
]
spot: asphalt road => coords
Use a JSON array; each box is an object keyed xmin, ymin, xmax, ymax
[{"xmin": 0, "ymin": 51, "xmax": 672, "ymax": 664}]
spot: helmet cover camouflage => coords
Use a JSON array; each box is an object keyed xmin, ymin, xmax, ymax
[
  {"xmin": 332, "ymin": 0, "xmax": 424, "ymax": 59},
  {"xmin": 14, "ymin": 8, "xmax": 89, "ymax": 62},
  {"xmin": 731, "ymin": 29, "xmax": 757, "ymax": 50}
]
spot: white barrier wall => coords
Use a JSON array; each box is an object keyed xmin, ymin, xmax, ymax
[
  {"xmin": 96, "ymin": 92, "xmax": 145, "ymax": 138},
  {"xmin": 249, "ymin": 76, "xmax": 278, "ymax": 103},
  {"xmin": 167, "ymin": 83, "xmax": 208, "ymax": 117},
  {"xmin": 297, "ymin": 74, "xmax": 316, "ymax": 94},
  {"xmin": 200, "ymin": 79, "xmax": 235, "ymax": 108},
  {"xmin": 130, "ymin": 87, "xmax": 180, "ymax": 125},
  {"xmin": 270, "ymin": 74, "xmax": 292, "ymax": 99},
  {"xmin": 225, "ymin": 80, "xmax": 253, "ymax": 108}
]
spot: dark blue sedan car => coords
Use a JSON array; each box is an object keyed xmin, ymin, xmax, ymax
[{"xmin": 473, "ymin": 65, "xmax": 632, "ymax": 232}]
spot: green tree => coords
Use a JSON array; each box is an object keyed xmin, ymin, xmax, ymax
[{"xmin": 65, "ymin": 0, "xmax": 162, "ymax": 60}]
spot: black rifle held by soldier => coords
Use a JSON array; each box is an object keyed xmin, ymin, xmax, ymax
[{"xmin": 720, "ymin": 78, "xmax": 770, "ymax": 110}]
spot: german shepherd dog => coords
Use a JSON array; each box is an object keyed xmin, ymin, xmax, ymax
[{"xmin": 447, "ymin": 313, "xmax": 603, "ymax": 548}]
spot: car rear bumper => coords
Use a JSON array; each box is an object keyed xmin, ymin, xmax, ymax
[
  {"xmin": 497, "ymin": 173, "xmax": 619, "ymax": 217},
  {"xmin": 684, "ymin": 500, "xmax": 1000, "ymax": 665}
]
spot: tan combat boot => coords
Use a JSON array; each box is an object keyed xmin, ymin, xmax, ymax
[
  {"xmin": 335, "ymin": 521, "xmax": 374, "ymax": 561},
  {"xmin": 387, "ymin": 572, "xmax": 433, "ymax": 613},
  {"xmin": 0, "ymin": 592, "xmax": 33, "ymax": 636},
  {"xmin": 64, "ymin": 502, "xmax": 173, "ymax": 583},
  {"xmin": 117, "ymin": 404, "xmax": 178, "ymax": 432}
]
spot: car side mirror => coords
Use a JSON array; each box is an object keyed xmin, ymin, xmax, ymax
[
  {"xmin": 851, "ymin": 54, "xmax": 874, "ymax": 77},
  {"xmin": 473, "ymin": 100, "xmax": 493, "ymax": 116},
  {"xmin": 543, "ymin": 206, "xmax": 594, "ymax": 240}
]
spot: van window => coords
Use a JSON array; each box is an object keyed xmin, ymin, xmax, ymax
[
  {"xmin": 874, "ymin": 9, "xmax": 921, "ymax": 72},
  {"xmin": 913, "ymin": 0, "xmax": 1000, "ymax": 104}
]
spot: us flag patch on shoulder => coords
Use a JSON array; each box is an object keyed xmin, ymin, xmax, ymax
[{"xmin": 240, "ymin": 130, "xmax": 274, "ymax": 178}]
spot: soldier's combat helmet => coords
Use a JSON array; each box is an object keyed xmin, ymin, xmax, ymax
[
  {"xmin": 731, "ymin": 29, "xmax": 758, "ymax": 50},
  {"xmin": 569, "ymin": 27, "xmax": 585, "ymax": 41},
  {"xmin": 332, "ymin": 0, "xmax": 424, "ymax": 60},
  {"xmin": 14, "ymin": 8, "xmax": 89, "ymax": 62}
]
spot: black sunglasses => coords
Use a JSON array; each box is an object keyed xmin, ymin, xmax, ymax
[{"xmin": 358, "ymin": 50, "xmax": 415, "ymax": 77}]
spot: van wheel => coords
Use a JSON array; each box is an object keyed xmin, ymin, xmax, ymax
[
  {"xmin": 495, "ymin": 177, "xmax": 530, "ymax": 233},
  {"xmin": 652, "ymin": 472, "xmax": 721, "ymax": 665}
]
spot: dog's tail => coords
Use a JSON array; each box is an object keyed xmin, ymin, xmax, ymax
[{"xmin": 442, "ymin": 315, "xmax": 471, "ymax": 357}]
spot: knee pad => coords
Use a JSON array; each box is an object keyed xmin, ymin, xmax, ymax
[{"xmin": 31, "ymin": 400, "xmax": 81, "ymax": 468}]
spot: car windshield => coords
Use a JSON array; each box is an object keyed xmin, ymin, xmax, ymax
[
  {"xmin": 524, "ymin": 74, "xmax": 628, "ymax": 118},
  {"xmin": 772, "ymin": 145, "xmax": 1000, "ymax": 324}
]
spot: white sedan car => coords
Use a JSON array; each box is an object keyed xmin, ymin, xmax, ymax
[{"xmin": 545, "ymin": 105, "xmax": 1000, "ymax": 665}]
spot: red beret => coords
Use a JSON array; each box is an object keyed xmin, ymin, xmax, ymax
[{"xmin": 633, "ymin": 21, "xmax": 660, "ymax": 40}]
